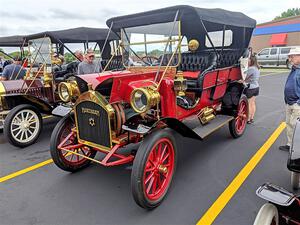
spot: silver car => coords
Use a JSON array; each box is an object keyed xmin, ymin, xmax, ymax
[{"xmin": 256, "ymin": 46, "xmax": 300, "ymax": 69}]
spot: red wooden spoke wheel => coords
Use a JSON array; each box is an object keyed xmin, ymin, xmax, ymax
[
  {"xmin": 131, "ymin": 129, "xmax": 177, "ymax": 209},
  {"xmin": 229, "ymin": 95, "xmax": 248, "ymax": 138},
  {"xmin": 50, "ymin": 115, "xmax": 96, "ymax": 172}
]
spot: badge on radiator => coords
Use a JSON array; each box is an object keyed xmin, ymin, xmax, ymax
[{"xmin": 89, "ymin": 118, "xmax": 96, "ymax": 127}]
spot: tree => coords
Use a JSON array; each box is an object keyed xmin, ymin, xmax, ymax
[{"xmin": 274, "ymin": 8, "xmax": 300, "ymax": 20}]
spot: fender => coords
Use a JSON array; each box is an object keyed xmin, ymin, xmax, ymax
[
  {"xmin": 122, "ymin": 116, "xmax": 203, "ymax": 140},
  {"xmin": 221, "ymin": 81, "xmax": 246, "ymax": 115},
  {"xmin": 2, "ymin": 94, "xmax": 53, "ymax": 114}
]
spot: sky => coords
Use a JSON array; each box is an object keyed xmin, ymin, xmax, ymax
[
  {"xmin": 0, "ymin": 0, "xmax": 299, "ymax": 53},
  {"xmin": 1, "ymin": 0, "xmax": 299, "ymax": 37}
]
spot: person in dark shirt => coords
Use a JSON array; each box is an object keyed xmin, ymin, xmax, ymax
[
  {"xmin": 279, "ymin": 47, "xmax": 300, "ymax": 151},
  {"xmin": 0, "ymin": 56, "xmax": 26, "ymax": 80}
]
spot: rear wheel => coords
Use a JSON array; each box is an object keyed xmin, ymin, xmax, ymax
[
  {"xmin": 253, "ymin": 203, "xmax": 278, "ymax": 225},
  {"xmin": 291, "ymin": 171, "xmax": 300, "ymax": 190},
  {"xmin": 4, "ymin": 104, "xmax": 42, "ymax": 147},
  {"xmin": 229, "ymin": 95, "xmax": 248, "ymax": 138},
  {"xmin": 131, "ymin": 129, "xmax": 177, "ymax": 209},
  {"xmin": 50, "ymin": 115, "xmax": 96, "ymax": 172}
]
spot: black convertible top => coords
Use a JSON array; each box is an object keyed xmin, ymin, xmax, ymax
[
  {"xmin": 0, "ymin": 35, "xmax": 27, "ymax": 47},
  {"xmin": 24, "ymin": 27, "xmax": 119, "ymax": 43},
  {"xmin": 106, "ymin": 5, "xmax": 256, "ymax": 31}
]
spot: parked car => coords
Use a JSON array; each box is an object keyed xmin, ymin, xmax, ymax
[
  {"xmin": 0, "ymin": 27, "xmax": 120, "ymax": 147},
  {"xmin": 256, "ymin": 46, "xmax": 300, "ymax": 69},
  {"xmin": 253, "ymin": 183, "xmax": 300, "ymax": 225},
  {"xmin": 50, "ymin": 5, "xmax": 256, "ymax": 209},
  {"xmin": 0, "ymin": 35, "xmax": 28, "ymax": 74},
  {"xmin": 287, "ymin": 119, "xmax": 300, "ymax": 189}
]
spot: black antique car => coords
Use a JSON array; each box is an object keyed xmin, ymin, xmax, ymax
[
  {"xmin": 253, "ymin": 120, "xmax": 300, "ymax": 225},
  {"xmin": 288, "ymin": 119, "xmax": 300, "ymax": 189},
  {"xmin": 0, "ymin": 27, "xmax": 119, "ymax": 147},
  {"xmin": 253, "ymin": 183, "xmax": 300, "ymax": 225}
]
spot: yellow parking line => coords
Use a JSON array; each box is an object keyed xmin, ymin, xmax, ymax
[
  {"xmin": 196, "ymin": 122, "xmax": 286, "ymax": 225},
  {"xmin": 0, "ymin": 159, "xmax": 53, "ymax": 183}
]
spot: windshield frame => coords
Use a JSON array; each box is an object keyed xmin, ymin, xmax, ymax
[{"xmin": 119, "ymin": 20, "xmax": 182, "ymax": 69}]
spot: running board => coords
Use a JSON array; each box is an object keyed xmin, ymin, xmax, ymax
[{"xmin": 183, "ymin": 115, "xmax": 234, "ymax": 139}]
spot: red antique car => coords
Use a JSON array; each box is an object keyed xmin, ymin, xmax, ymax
[
  {"xmin": 0, "ymin": 27, "xmax": 120, "ymax": 147},
  {"xmin": 50, "ymin": 5, "xmax": 256, "ymax": 208}
]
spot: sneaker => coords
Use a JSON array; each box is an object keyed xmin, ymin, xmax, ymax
[{"xmin": 279, "ymin": 145, "xmax": 290, "ymax": 151}]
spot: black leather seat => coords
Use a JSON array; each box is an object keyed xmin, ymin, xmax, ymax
[{"xmin": 101, "ymin": 55, "xmax": 124, "ymax": 71}]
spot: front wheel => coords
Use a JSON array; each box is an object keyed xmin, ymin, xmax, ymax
[
  {"xmin": 50, "ymin": 115, "xmax": 96, "ymax": 172},
  {"xmin": 4, "ymin": 104, "xmax": 42, "ymax": 147},
  {"xmin": 291, "ymin": 171, "xmax": 300, "ymax": 189},
  {"xmin": 229, "ymin": 95, "xmax": 248, "ymax": 138},
  {"xmin": 253, "ymin": 203, "xmax": 279, "ymax": 225},
  {"xmin": 131, "ymin": 129, "xmax": 177, "ymax": 209}
]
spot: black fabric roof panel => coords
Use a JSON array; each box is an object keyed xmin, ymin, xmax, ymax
[
  {"xmin": 24, "ymin": 27, "xmax": 119, "ymax": 43},
  {"xmin": 0, "ymin": 35, "xmax": 27, "ymax": 47},
  {"xmin": 106, "ymin": 5, "xmax": 256, "ymax": 30}
]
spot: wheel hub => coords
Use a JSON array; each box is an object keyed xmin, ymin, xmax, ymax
[
  {"xmin": 158, "ymin": 165, "xmax": 168, "ymax": 174},
  {"xmin": 21, "ymin": 122, "xmax": 30, "ymax": 130}
]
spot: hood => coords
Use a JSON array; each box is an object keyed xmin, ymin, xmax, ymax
[
  {"xmin": 76, "ymin": 70, "xmax": 132, "ymax": 90},
  {"xmin": 76, "ymin": 67, "xmax": 170, "ymax": 90},
  {"xmin": 0, "ymin": 80, "xmax": 44, "ymax": 95}
]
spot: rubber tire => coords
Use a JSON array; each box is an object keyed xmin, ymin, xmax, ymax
[
  {"xmin": 50, "ymin": 115, "xmax": 96, "ymax": 172},
  {"xmin": 291, "ymin": 171, "xmax": 300, "ymax": 190},
  {"xmin": 229, "ymin": 95, "xmax": 248, "ymax": 138},
  {"xmin": 253, "ymin": 203, "xmax": 279, "ymax": 225},
  {"xmin": 4, "ymin": 104, "xmax": 42, "ymax": 148},
  {"xmin": 131, "ymin": 129, "xmax": 177, "ymax": 209}
]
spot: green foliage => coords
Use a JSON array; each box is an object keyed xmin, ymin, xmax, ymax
[
  {"xmin": 64, "ymin": 52, "xmax": 76, "ymax": 63},
  {"xmin": 274, "ymin": 8, "xmax": 300, "ymax": 20},
  {"xmin": 0, "ymin": 50, "xmax": 29, "ymax": 60}
]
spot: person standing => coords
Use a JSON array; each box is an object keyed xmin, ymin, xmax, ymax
[
  {"xmin": 245, "ymin": 54, "xmax": 260, "ymax": 124},
  {"xmin": 77, "ymin": 49, "xmax": 101, "ymax": 75},
  {"xmin": 279, "ymin": 47, "xmax": 300, "ymax": 151},
  {"xmin": 0, "ymin": 56, "xmax": 26, "ymax": 80},
  {"xmin": 74, "ymin": 50, "xmax": 84, "ymax": 62},
  {"xmin": 0, "ymin": 56, "xmax": 4, "ymax": 73}
]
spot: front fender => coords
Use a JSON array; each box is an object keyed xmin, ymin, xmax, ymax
[
  {"xmin": 2, "ymin": 94, "xmax": 53, "ymax": 114},
  {"xmin": 122, "ymin": 117, "xmax": 202, "ymax": 140}
]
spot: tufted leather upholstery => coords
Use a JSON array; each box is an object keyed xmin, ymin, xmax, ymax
[
  {"xmin": 101, "ymin": 55, "xmax": 124, "ymax": 71},
  {"xmin": 217, "ymin": 49, "xmax": 242, "ymax": 68},
  {"xmin": 159, "ymin": 49, "xmax": 242, "ymax": 73}
]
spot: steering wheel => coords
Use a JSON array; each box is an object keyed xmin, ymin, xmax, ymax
[{"xmin": 141, "ymin": 56, "xmax": 159, "ymax": 66}]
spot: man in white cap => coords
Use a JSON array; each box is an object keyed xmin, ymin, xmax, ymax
[
  {"xmin": 77, "ymin": 49, "xmax": 101, "ymax": 75},
  {"xmin": 279, "ymin": 47, "xmax": 300, "ymax": 151}
]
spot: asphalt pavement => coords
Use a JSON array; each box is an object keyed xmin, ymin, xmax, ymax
[{"xmin": 0, "ymin": 70, "xmax": 291, "ymax": 225}]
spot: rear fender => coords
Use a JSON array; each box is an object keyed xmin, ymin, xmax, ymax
[
  {"xmin": 2, "ymin": 94, "xmax": 53, "ymax": 114},
  {"xmin": 221, "ymin": 82, "xmax": 246, "ymax": 114}
]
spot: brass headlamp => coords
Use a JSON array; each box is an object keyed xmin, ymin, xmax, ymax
[
  {"xmin": 130, "ymin": 86, "xmax": 160, "ymax": 114},
  {"xmin": 58, "ymin": 80, "xmax": 80, "ymax": 102}
]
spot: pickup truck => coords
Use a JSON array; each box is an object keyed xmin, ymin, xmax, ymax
[{"xmin": 256, "ymin": 46, "xmax": 299, "ymax": 68}]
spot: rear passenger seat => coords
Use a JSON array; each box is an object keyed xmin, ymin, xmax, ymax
[
  {"xmin": 159, "ymin": 49, "xmax": 243, "ymax": 73},
  {"xmin": 101, "ymin": 55, "xmax": 124, "ymax": 71}
]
